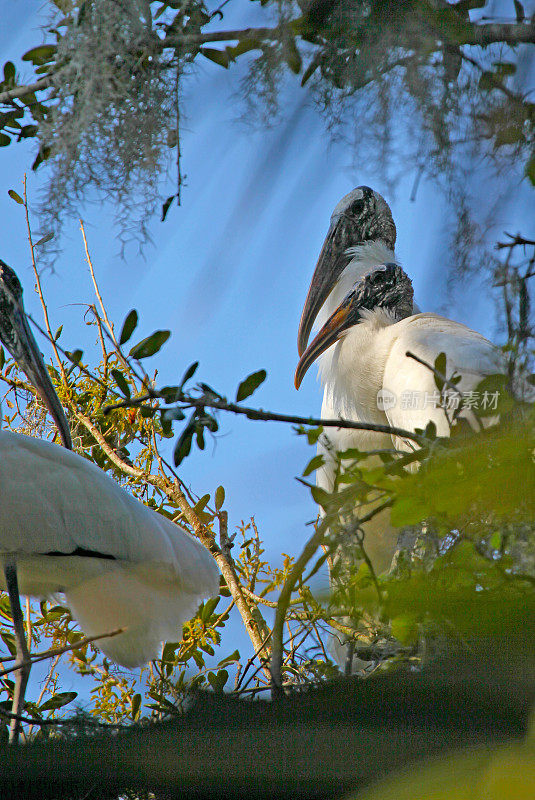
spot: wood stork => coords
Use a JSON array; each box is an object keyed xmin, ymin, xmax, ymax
[
  {"xmin": 0, "ymin": 259, "xmax": 219, "ymax": 739},
  {"xmin": 295, "ymin": 260, "xmax": 504, "ymax": 570},
  {"xmin": 297, "ymin": 187, "xmax": 412, "ymax": 576}
]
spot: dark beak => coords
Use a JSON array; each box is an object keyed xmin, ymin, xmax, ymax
[
  {"xmin": 297, "ymin": 221, "xmax": 348, "ymax": 357},
  {"xmin": 4, "ymin": 305, "xmax": 72, "ymax": 449},
  {"xmin": 295, "ymin": 292, "xmax": 358, "ymax": 390}
]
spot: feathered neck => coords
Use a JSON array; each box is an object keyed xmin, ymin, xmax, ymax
[{"xmin": 315, "ymin": 240, "xmax": 397, "ymax": 331}]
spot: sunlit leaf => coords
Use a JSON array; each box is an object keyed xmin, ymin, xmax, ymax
[
  {"xmin": 201, "ymin": 596, "xmax": 220, "ymax": 621},
  {"xmin": 34, "ymin": 231, "xmax": 54, "ymax": 247},
  {"xmin": 7, "ymin": 189, "xmax": 23, "ymax": 205},
  {"xmin": 22, "ymin": 45, "xmax": 57, "ymax": 65},
  {"xmin": 215, "ymin": 485, "xmax": 225, "ymax": 511},
  {"xmin": 303, "ymin": 454, "xmax": 325, "ymax": 477}
]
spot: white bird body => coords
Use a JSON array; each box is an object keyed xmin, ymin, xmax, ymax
[
  {"xmin": 313, "ymin": 305, "xmax": 503, "ymax": 577},
  {"xmin": 317, "ymin": 309, "xmax": 502, "ymax": 468},
  {"xmin": 0, "ymin": 430, "xmax": 219, "ymax": 667},
  {"xmin": 295, "ymin": 188, "xmax": 508, "ymax": 668}
]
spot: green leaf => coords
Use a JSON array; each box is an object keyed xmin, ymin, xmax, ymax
[
  {"xmin": 215, "ymin": 485, "xmax": 225, "ymax": 511},
  {"xmin": 0, "ymin": 133, "xmax": 11, "ymax": 147},
  {"xmin": 0, "ymin": 346, "xmax": 4, "ymax": 370},
  {"xmin": 478, "ymin": 71, "xmax": 495, "ymax": 92},
  {"xmin": 283, "ymin": 36, "xmax": 302, "ymax": 74},
  {"xmin": 226, "ymin": 38, "xmax": 259, "ymax": 60},
  {"xmin": 7, "ymin": 189, "xmax": 23, "ymax": 204},
  {"xmin": 129, "ymin": 329, "xmax": 170, "ymax": 359},
  {"xmin": 492, "ymin": 61, "xmax": 516, "ymax": 78},
  {"xmin": 173, "ymin": 422, "xmax": 194, "ymax": 466},
  {"xmin": 22, "ymin": 45, "xmax": 57, "ymax": 65},
  {"xmin": 310, "ymin": 485, "xmax": 332, "ymax": 510},
  {"xmin": 32, "ymin": 145, "xmax": 51, "ymax": 170},
  {"xmin": 3, "ymin": 61, "xmax": 15, "ymax": 83},
  {"xmin": 207, "ymin": 669, "xmax": 228, "ymax": 693},
  {"xmin": 131, "ymin": 693, "xmax": 141, "ymax": 720},
  {"xmin": 236, "ymin": 369, "xmax": 267, "ymax": 402},
  {"xmin": 194, "ymin": 494, "xmax": 211, "ymax": 516},
  {"xmin": 54, "ymin": 325, "xmax": 63, "ymax": 341},
  {"xmin": 217, "ymin": 649, "xmax": 240, "ymax": 668},
  {"xmin": 302, "ymin": 454, "xmax": 325, "ymax": 477},
  {"xmin": 423, "ymin": 421, "xmax": 437, "ymax": 440},
  {"xmin": 301, "ymin": 58, "xmax": 319, "ymax": 86},
  {"xmin": 66, "ymin": 349, "xmax": 83, "ymax": 365},
  {"xmin": 201, "ymin": 596, "xmax": 220, "ymax": 621},
  {"xmin": 34, "ymin": 231, "xmax": 54, "ymax": 247},
  {"xmin": 111, "ymin": 368, "xmax": 131, "ymax": 399},
  {"xmin": 1, "ymin": 632, "xmax": 15, "ymax": 655},
  {"xmin": 180, "ymin": 361, "xmax": 199, "ymax": 388},
  {"xmin": 391, "ymin": 614, "xmax": 418, "ymax": 645},
  {"xmin": 306, "ymin": 426, "xmax": 323, "ymax": 445},
  {"xmin": 433, "ymin": 352, "xmax": 447, "ymax": 391},
  {"xmin": 200, "ymin": 47, "xmax": 230, "ymax": 68},
  {"xmin": 119, "ymin": 309, "xmax": 138, "ymax": 345},
  {"xmin": 38, "ymin": 691, "xmax": 77, "ymax": 711}
]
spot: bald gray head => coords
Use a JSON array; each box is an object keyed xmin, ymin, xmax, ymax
[
  {"xmin": 298, "ymin": 186, "xmax": 396, "ymax": 355},
  {"xmin": 330, "ymin": 186, "xmax": 396, "ymax": 250}
]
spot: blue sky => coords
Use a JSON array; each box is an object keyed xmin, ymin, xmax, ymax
[{"xmin": 1, "ymin": 1, "xmax": 533, "ymax": 698}]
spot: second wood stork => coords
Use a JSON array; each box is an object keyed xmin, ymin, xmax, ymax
[
  {"xmin": 0, "ymin": 259, "xmax": 219, "ymax": 738},
  {"xmin": 297, "ymin": 186, "xmax": 415, "ymax": 575},
  {"xmin": 295, "ymin": 262, "xmax": 505, "ymax": 570}
]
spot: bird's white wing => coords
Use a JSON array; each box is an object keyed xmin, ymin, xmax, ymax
[
  {"xmin": 382, "ymin": 313, "xmax": 504, "ymax": 441},
  {"xmin": 0, "ymin": 431, "xmax": 216, "ymax": 585}
]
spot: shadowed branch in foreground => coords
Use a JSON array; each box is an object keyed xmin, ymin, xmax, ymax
[{"xmin": 2, "ymin": 646, "xmax": 534, "ymax": 800}]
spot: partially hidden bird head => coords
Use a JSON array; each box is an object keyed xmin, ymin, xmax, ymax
[
  {"xmin": 298, "ymin": 186, "xmax": 397, "ymax": 357},
  {"xmin": 0, "ymin": 259, "xmax": 72, "ymax": 449},
  {"xmin": 295, "ymin": 263, "xmax": 413, "ymax": 389}
]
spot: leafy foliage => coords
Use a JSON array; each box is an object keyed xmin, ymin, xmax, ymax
[{"xmin": 0, "ymin": 1, "xmax": 532, "ymax": 245}]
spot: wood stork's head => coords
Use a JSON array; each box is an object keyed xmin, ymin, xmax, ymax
[
  {"xmin": 298, "ymin": 186, "xmax": 396, "ymax": 357},
  {"xmin": 295, "ymin": 264, "xmax": 413, "ymax": 389},
  {"xmin": 0, "ymin": 259, "xmax": 72, "ymax": 448}
]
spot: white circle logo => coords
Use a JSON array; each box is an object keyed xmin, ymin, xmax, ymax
[{"xmin": 377, "ymin": 388, "xmax": 397, "ymax": 411}]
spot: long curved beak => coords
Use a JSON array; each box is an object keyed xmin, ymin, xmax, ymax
[
  {"xmin": 2, "ymin": 305, "xmax": 72, "ymax": 449},
  {"xmin": 297, "ymin": 222, "xmax": 347, "ymax": 357},
  {"xmin": 295, "ymin": 292, "xmax": 358, "ymax": 390}
]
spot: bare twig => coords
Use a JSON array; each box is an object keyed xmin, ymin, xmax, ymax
[{"xmin": 0, "ymin": 628, "xmax": 124, "ymax": 677}]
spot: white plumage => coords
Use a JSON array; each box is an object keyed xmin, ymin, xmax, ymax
[
  {"xmin": 0, "ymin": 259, "xmax": 219, "ymax": 670},
  {"xmin": 296, "ymin": 188, "xmax": 505, "ymax": 575},
  {"xmin": 0, "ymin": 431, "xmax": 219, "ymax": 667}
]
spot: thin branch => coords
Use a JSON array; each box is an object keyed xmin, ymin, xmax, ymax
[
  {"xmin": 105, "ymin": 393, "xmax": 427, "ymax": 445},
  {"xmin": 0, "ymin": 628, "xmax": 124, "ymax": 677},
  {"xmin": 0, "ymin": 76, "xmax": 53, "ymax": 104},
  {"xmin": 270, "ymin": 518, "xmax": 330, "ymax": 695}
]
